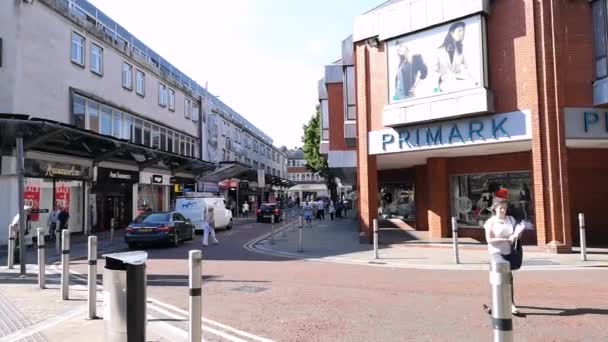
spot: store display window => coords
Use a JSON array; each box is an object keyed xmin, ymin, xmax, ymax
[
  {"xmin": 378, "ymin": 183, "xmax": 415, "ymax": 220},
  {"xmin": 450, "ymin": 171, "xmax": 534, "ymax": 228}
]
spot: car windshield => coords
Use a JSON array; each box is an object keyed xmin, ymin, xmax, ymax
[
  {"xmin": 261, "ymin": 205, "xmax": 276, "ymax": 210},
  {"xmin": 135, "ymin": 213, "xmax": 170, "ymax": 223}
]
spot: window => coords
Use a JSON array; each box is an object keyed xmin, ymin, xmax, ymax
[
  {"xmin": 158, "ymin": 83, "xmax": 167, "ymax": 107},
  {"xmin": 167, "ymin": 131, "xmax": 173, "ymax": 153},
  {"xmin": 143, "ymin": 122, "xmax": 151, "ymax": 146},
  {"xmin": 90, "ymin": 43, "xmax": 103, "ymax": 75},
  {"xmin": 112, "ymin": 111, "xmax": 122, "ymax": 138},
  {"xmin": 87, "ymin": 101, "xmax": 99, "ymax": 132},
  {"xmin": 123, "ymin": 115, "xmax": 133, "ymax": 141},
  {"xmin": 179, "ymin": 135, "xmax": 185, "ymax": 155},
  {"xmin": 71, "ymin": 32, "xmax": 85, "ymax": 66},
  {"xmin": 593, "ymin": 0, "xmax": 608, "ymax": 79},
  {"xmin": 100, "ymin": 106, "xmax": 112, "ymax": 135},
  {"xmin": 168, "ymin": 88, "xmax": 175, "ymax": 111},
  {"xmin": 133, "ymin": 119, "xmax": 143, "ymax": 144},
  {"xmin": 185, "ymin": 98, "xmax": 192, "ymax": 118},
  {"xmin": 191, "ymin": 103, "xmax": 199, "ymax": 122},
  {"xmin": 160, "ymin": 128, "xmax": 167, "ymax": 151},
  {"xmin": 152, "ymin": 125, "xmax": 160, "ymax": 149},
  {"xmin": 253, "ymin": 161, "xmax": 258, "ymax": 169},
  {"xmin": 122, "ymin": 62, "xmax": 133, "ymax": 89},
  {"xmin": 73, "ymin": 95, "xmax": 86, "ymax": 129},
  {"xmin": 136, "ymin": 70, "xmax": 145, "ymax": 96}
]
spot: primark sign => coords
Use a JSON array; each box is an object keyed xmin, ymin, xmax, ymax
[
  {"xmin": 368, "ymin": 110, "xmax": 531, "ymax": 155},
  {"xmin": 564, "ymin": 108, "xmax": 608, "ymax": 138}
]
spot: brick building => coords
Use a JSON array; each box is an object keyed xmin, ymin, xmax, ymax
[{"xmin": 347, "ymin": 0, "xmax": 607, "ymax": 252}]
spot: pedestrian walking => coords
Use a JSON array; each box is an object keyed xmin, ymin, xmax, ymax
[
  {"xmin": 317, "ymin": 200, "xmax": 325, "ymax": 220},
  {"xmin": 242, "ymin": 201, "xmax": 250, "ymax": 218},
  {"xmin": 58, "ymin": 206, "xmax": 70, "ymax": 232},
  {"xmin": 302, "ymin": 202, "xmax": 313, "ymax": 226},
  {"xmin": 9, "ymin": 205, "xmax": 33, "ymax": 263},
  {"xmin": 483, "ymin": 191, "xmax": 529, "ymax": 316},
  {"xmin": 202, "ymin": 207, "xmax": 219, "ymax": 246},
  {"xmin": 47, "ymin": 205, "xmax": 61, "ymax": 241},
  {"xmin": 328, "ymin": 201, "xmax": 336, "ymax": 220},
  {"xmin": 335, "ymin": 201, "xmax": 344, "ymax": 219}
]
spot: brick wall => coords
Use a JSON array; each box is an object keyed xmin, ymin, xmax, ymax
[{"xmin": 327, "ymin": 83, "xmax": 356, "ymax": 151}]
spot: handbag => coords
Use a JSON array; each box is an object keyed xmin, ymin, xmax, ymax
[{"xmin": 504, "ymin": 217, "xmax": 523, "ymax": 270}]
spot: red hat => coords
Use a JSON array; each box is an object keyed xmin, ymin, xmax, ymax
[{"xmin": 495, "ymin": 188, "xmax": 509, "ymax": 200}]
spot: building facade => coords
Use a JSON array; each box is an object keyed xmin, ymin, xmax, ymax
[
  {"xmin": 347, "ymin": 0, "xmax": 608, "ymax": 252},
  {"xmin": 286, "ymin": 149, "xmax": 328, "ymax": 202}
]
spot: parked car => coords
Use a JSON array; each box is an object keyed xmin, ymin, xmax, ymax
[
  {"xmin": 256, "ymin": 203, "xmax": 282, "ymax": 223},
  {"xmin": 125, "ymin": 211, "xmax": 194, "ymax": 249},
  {"xmin": 175, "ymin": 194, "xmax": 233, "ymax": 234}
]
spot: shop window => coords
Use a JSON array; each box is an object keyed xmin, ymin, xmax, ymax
[
  {"xmin": 123, "ymin": 115, "xmax": 132, "ymax": 141},
  {"xmin": 138, "ymin": 184, "xmax": 166, "ymax": 212},
  {"xmin": 379, "ymin": 183, "xmax": 415, "ymax": 220},
  {"xmin": 87, "ymin": 100, "xmax": 99, "ymax": 132},
  {"xmin": 167, "ymin": 131, "xmax": 174, "ymax": 153},
  {"xmin": 143, "ymin": 122, "xmax": 151, "ymax": 146},
  {"xmin": 100, "ymin": 106, "xmax": 112, "ymax": 136},
  {"xmin": 450, "ymin": 171, "xmax": 534, "ymax": 228},
  {"xmin": 73, "ymin": 95, "xmax": 86, "ymax": 129},
  {"xmin": 160, "ymin": 128, "xmax": 166, "ymax": 151},
  {"xmin": 152, "ymin": 125, "xmax": 160, "ymax": 149},
  {"xmin": 112, "ymin": 111, "xmax": 122, "ymax": 138},
  {"xmin": 133, "ymin": 119, "xmax": 143, "ymax": 145},
  {"xmin": 179, "ymin": 135, "xmax": 185, "ymax": 155}
]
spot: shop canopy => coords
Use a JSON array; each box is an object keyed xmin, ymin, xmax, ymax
[
  {"xmin": 0, "ymin": 115, "xmax": 216, "ymax": 175},
  {"xmin": 202, "ymin": 161, "xmax": 296, "ymax": 189}
]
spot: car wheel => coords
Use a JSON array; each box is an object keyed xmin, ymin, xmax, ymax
[
  {"xmin": 172, "ymin": 232, "xmax": 180, "ymax": 247},
  {"xmin": 227, "ymin": 219, "xmax": 233, "ymax": 230}
]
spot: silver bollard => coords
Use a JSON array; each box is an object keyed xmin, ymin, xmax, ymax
[
  {"xmin": 452, "ymin": 217, "xmax": 460, "ymax": 264},
  {"xmin": 373, "ymin": 219, "xmax": 379, "ymax": 259},
  {"xmin": 37, "ymin": 228, "xmax": 46, "ymax": 289},
  {"xmin": 489, "ymin": 255, "xmax": 513, "ymax": 342},
  {"xmin": 88, "ymin": 236, "xmax": 98, "ymax": 319},
  {"xmin": 298, "ymin": 216, "xmax": 303, "ymax": 252},
  {"xmin": 110, "ymin": 218, "xmax": 115, "ymax": 243},
  {"xmin": 189, "ymin": 250, "xmax": 202, "ymax": 342},
  {"xmin": 578, "ymin": 213, "xmax": 587, "ymax": 261},
  {"xmin": 270, "ymin": 215, "xmax": 275, "ymax": 245},
  {"xmin": 55, "ymin": 230, "xmax": 61, "ymax": 255},
  {"xmin": 61, "ymin": 230, "xmax": 70, "ymax": 300},
  {"xmin": 7, "ymin": 228, "xmax": 15, "ymax": 269}
]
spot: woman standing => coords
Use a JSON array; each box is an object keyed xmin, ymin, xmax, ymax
[
  {"xmin": 202, "ymin": 207, "xmax": 219, "ymax": 246},
  {"xmin": 328, "ymin": 201, "xmax": 336, "ymax": 221},
  {"xmin": 483, "ymin": 195, "xmax": 523, "ymax": 315}
]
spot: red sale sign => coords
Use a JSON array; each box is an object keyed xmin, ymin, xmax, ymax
[
  {"xmin": 55, "ymin": 182, "xmax": 71, "ymax": 211},
  {"xmin": 24, "ymin": 179, "xmax": 41, "ymax": 221}
]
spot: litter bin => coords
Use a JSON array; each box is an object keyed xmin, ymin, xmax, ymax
[{"xmin": 103, "ymin": 251, "xmax": 148, "ymax": 342}]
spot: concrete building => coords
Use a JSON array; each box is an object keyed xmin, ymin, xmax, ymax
[
  {"xmin": 346, "ymin": 0, "xmax": 608, "ymax": 251},
  {"xmin": 286, "ymin": 149, "xmax": 328, "ymax": 202}
]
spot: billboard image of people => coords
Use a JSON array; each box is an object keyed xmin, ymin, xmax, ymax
[
  {"xmin": 387, "ymin": 16, "xmax": 483, "ymax": 103},
  {"xmin": 206, "ymin": 112, "xmax": 220, "ymax": 163}
]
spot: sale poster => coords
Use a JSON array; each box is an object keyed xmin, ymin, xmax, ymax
[
  {"xmin": 24, "ymin": 179, "xmax": 41, "ymax": 221},
  {"xmin": 55, "ymin": 182, "xmax": 71, "ymax": 211}
]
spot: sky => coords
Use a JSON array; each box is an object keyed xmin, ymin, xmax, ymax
[{"xmin": 87, "ymin": 0, "xmax": 383, "ymax": 149}]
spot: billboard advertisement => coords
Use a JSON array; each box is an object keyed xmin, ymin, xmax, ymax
[
  {"xmin": 387, "ymin": 16, "xmax": 484, "ymax": 104},
  {"xmin": 206, "ymin": 112, "xmax": 220, "ymax": 163}
]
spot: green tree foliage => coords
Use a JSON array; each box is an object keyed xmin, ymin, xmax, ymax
[{"xmin": 301, "ymin": 107, "xmax": 338, "ymax": 199}]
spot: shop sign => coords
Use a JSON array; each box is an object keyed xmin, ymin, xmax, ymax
[
  {"xmin": 24, "ymin": 179, "xmax": 41, "ymax": 221},
  {"xmin": 202, "ymin": 182, "xmax": 219, "ymax": 193},
  {"xmin": 97, "ymin": 168, "xmax": 139, "ymax": 183},
  {"xmin": 55, "ymin": 181, "xmax": 71, "ymax": 211},
  {"xmin": 25, "ymin": 159, "xmax": 89, "ymax": 179},
  {"xmin": 368, "ymin": 110, "xmax": 531, "ymax": 155},
  {"xmin": 151, "ymin": 175, "xmax": 164, "ymax": 184},
  {"xmin": 564, "ymin": 108, "xmax": 608, "ymax": 139}
]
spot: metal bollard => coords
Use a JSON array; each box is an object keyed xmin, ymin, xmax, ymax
[
  {"xmin": 88, "ymin": 236, "xmax": 98, "ymax": 319},
  {"xmin": 110, "ymin": 218, "xmax": 115, "ymax": 243},
  {"xmin": 7, "ymin": 228, "xmax": 15, "ymax": 269},
  {"xmin": 55, "ymin": 230, "xmax": 61, "ymax": 255},
  {"xmin": 270, "ymin": 215, "xmax": 275, "ymax": 245},
  {"xmin": 373, "ymin": 219, "xmax": 379, "ymax": 260},
  {"xmin": 189, "ymin": 250, "xmax": 202, "ymax": 342},
  {"xmin": 578, "ymin": 213, "xmax": 587, "ymax": 261},
  {"xmin": 452, "ymin": 217, "xmax": 460, "ymax": 264},
  {"xmin": 281, "ymin": 213, "xmax": 287, "ymax": 237},
  {"xmin": 61, "ymin": 230, "xmax": 70, "ymax": 300},
  {"xmin": 298, "ymin": 216, "xmax": 303, "ymax": 252},
  {"xmin": 489, "ymin": 255, "xmax": 513, "ymax": 342},
  {"xmin": 37, "ymin": 228, "xmax": 46, "ymax": 288}
]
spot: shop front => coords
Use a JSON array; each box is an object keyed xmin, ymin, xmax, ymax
[
  {"xmin": 22, "ymin": 157, "xmax": 91, "ymax": 234},
  {"xmin": 169, "ymin": 176, "xmax": 196, "ymax": 209},
  {"xmin": 91, "ymin": 167, "xmax": 139, "ymax": 232},
  {"xmin": 138, "ymin": 171, "xmax": 171, "ymax": 215}
]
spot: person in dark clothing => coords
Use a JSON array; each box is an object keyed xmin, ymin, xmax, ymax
[
  {"xmin": 393, "ymin": 43, "xmax": 428, "ymax": 101},
  {"xmin": 58, "ymin": 207, "xmax": 70, "ymax": 232}
]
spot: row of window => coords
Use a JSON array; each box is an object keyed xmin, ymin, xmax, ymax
[
  {"xmin": 221, "ymin": 120, "xmax": 283, "ymax": 163},
  {"xmin": 289, "ymin": 173, "xmax": 323, "ymax": 182},
  {"xmin": 222, "ymin": 149, "xmax": 283, "ymax": 177},
  {"xmin": 73, "ymin": 95, "xmax": 198, "ymax": 158},
  {"xmin": 70, "ymin": 32, "xmax": 199, "ymax": 124},
  {"xmin": 288, "ymin": 159, "xmax": 307, "ymax": 167}
]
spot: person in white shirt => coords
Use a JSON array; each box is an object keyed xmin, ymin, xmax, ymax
[
  {"xmin": 47, "ymin": 205, "xmax": 61, "ymax": 240},
  {"xmin": 483, "ymin": 196, "xmax": 524, "ymax": 315},
  {"xmin": 242, "ymin": 202, "xmax": 250, "ymax": 218},
  {"xmin": 317, "ymin": 200, "xmax": 325, "ymax": 220},
  {"xmin": 202, "ymin": 207, "xmax": 219, "ymax": 246},
  {"xmin": 10, "ymin": 205, "xmax": 32, "ymax": 262}
]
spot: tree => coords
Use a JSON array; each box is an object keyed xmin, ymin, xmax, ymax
[{"xmin": 301, "ymin": 106, "xmax": 338, "ymax": 199}]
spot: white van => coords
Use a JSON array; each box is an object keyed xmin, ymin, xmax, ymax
[{"xmin": 175, "ymin": 193, "xmax": 233, "ymax": 234}]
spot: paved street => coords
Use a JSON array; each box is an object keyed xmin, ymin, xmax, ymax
[{"xmin": 1, "ymin": 218, "xmax": 607, "ymax": 341}]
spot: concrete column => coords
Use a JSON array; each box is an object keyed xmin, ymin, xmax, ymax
[
  {"xmin": 163, "ymin": 185, "xmax": 170, "ymax": 211},
  {"xmin": 414, "ymin": 165, "xmax": 428, "ymax": 231},
  {"xmin": 132, "ymin": 183, "xmax": 139, "ymax": 220},
  {"xmin": 83, "ymin": 182, "xmax": 90, "ymax": 235},
  {"xmin": 427, "ymin": 158, "xmax": 449, "ymax": 240}
]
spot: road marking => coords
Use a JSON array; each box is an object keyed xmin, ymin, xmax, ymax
[{"xmin": 148, "ymin": 298, "xmax": 275, "ymax": 342}]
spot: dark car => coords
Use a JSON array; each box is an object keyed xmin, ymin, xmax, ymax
[
  {"xmin": 256, "ymin": 203, "xmax": 282, "ymax": 223},
  {"xmin": 125, "ymin": 211, "xmax": 194, "ymax": 249}
]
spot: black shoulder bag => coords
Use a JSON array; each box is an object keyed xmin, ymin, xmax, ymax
[{"xmin": 503, "ymin": 217, "xmax": 523, "ymax": 270}]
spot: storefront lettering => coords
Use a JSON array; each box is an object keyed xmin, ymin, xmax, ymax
[
  {"xmin": 110, "ymin": 171, "xmax": 132, "ymax": 180},
  {"xmin": 469, "ymin": 120, "xmax": 484, "ymax": 141},
  {"xmin": 426, "ymin": 126, "xmax": 442, "ymax": 145},
  {"xmin": 448, "ymin": 124, "xmax": 464, "ymax": 143},
  {"xmin": 583, "ymin": 111, "xmax": 608, "ymax": 133},
  {"xmin": 492, "ymin": 117, "xmax": 510, "ymax": 139},
  {"xmin": 44, "ymin": 164, "xmax": 81, "ymax": 177}
]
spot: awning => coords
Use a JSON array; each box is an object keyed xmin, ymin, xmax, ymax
[
  {"xmin": 203, "ymin": 161, "xmax": 296, "ymax": 189},
  {"xmin": 0, "ymin": 115, "xmax": 217, "ymax": 176}
]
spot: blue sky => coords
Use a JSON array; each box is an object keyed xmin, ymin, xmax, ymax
[{"xmin": 87, "ymin": 0, "xmax": 382, "ymax": 148}]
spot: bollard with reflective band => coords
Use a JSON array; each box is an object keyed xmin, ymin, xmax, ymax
[
  {"xmin": 7, "ymin": 229, "xmax": 15, "ymax": 269},
  {"xmin": 88, "ymin": 236, "xmax": 98, "ymax": 319},
  {"xmin": 578, "ymin": 213, "xmax": 587, "ymax": 261},
  {"xmin": 373, "ymin": 219, "xmax": 379, "ymax": 259},
  {"xmin": 61, "ymin": 230, "xmax": 70, "ymax": 300},
  {"xmin": 188, "ymin": 250, "xmax": 202, "ymax": 342},
  {"xmin": 37, "ymin": 228, "xmax": 46, "ymax": 289},
  {"xmin": 270, "ymin": 215, "xmax": 275, "ymax": 245},
  {"xmin": 298, "ymin": 216, "xmax": 303, "ymax": 252},
  {"xmin": 489, "ymin": 255, "xmax": 513, "ymax": 342},
  {"xmin": 452, "ymin": 217, "xmax": 460, "ymax": 264}
]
